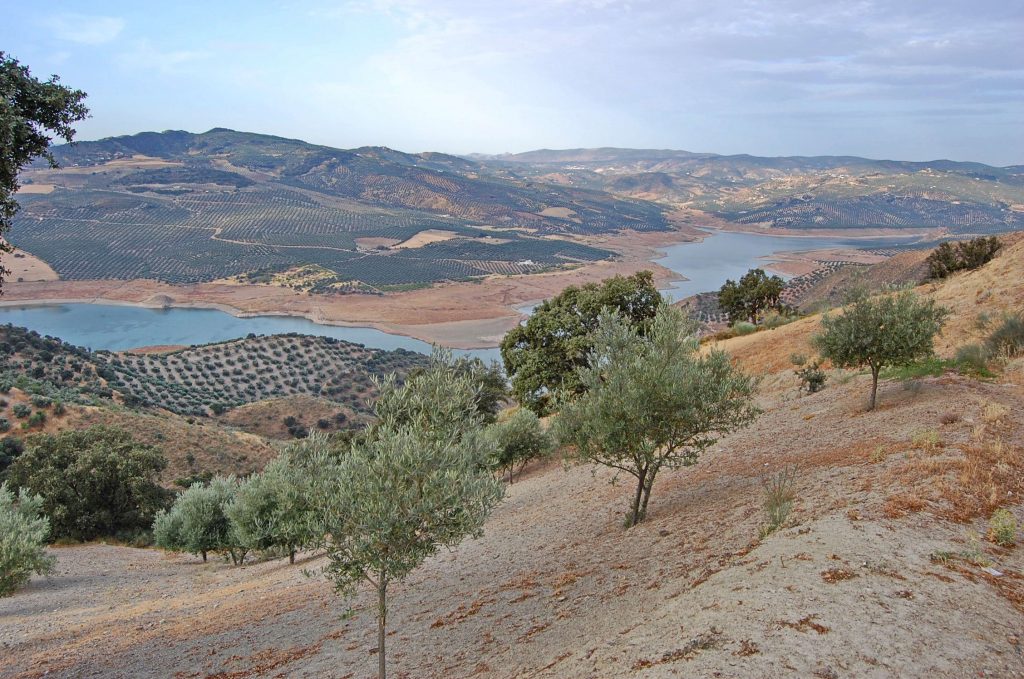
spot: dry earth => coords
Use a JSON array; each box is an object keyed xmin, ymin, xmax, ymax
[{"xmin": 3, "ymin": 323, "xmax": 1023, "ymax": 678}]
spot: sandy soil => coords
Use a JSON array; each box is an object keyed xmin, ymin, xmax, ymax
[
  {"xmin": 14, "ymin": 184, "xmax": 55, "ymax": 195},
  {"xmin": 2, "ymin": 359, "xmax": 1022, "ymax": 678},
  {"xmin": 1, "ymin": 251, "xmax": 59, "ymax": 283},
  {"xmin": 767, "ymin": 247, "xmax": 888, "ymax": 277},
  {"xmin": 393, "ymin": 230, "xmax": 460, "ymax": 249}
]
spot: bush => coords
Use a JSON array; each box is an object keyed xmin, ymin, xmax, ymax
[
  {"xmin": 11, "ymin": 404, "xmax": 30, "ymax": 419},
  {"xmin": 0, "ymin": 482, "xmax": 55, "ymax": 596},
  {"xmin": 6, "ymin": 427, "xmax": 171, "ymax": 541},
  {"xmin": 791, "ymin": 354, "xmax": 827, "ymax": 393},
  {"xmin": 954, "ymin": 344, "xmax": 991, "ymax": 376},
  {"xmin": 985, "ymin": 313, "xmax": 1024, "ymax": 359},
  {"xmin": 0, "ymin": 418, "xmax": 9, "ymax": 433},
  {"xmin": 926, "ymin": 236, "xmax": 1001, "ymax": 280},
  {"xmin": 486, "ymin": 408, "xmax": 552, "ymax": 483},
  {"xmin": 988, "ymin": 509, "xmax": 1018, "ymax": 547},
  {"xmin": 26, "ymin": 411, "xmax": 46, "ymax": 428},
  {"xmin": 732, "ymin": 321, "xmax": 758, "ymax": 336},
  {"xmin": 30, "ymin": 395, "xmax": 51, "ymax": 409}
]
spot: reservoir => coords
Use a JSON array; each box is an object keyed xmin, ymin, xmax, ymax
[{"xmin": 0, "ymin": 229, "xmax": 917, "ymax": 354}]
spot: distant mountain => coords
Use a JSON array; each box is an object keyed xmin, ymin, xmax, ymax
[{"xmin": 472, "ymin": 147, "xmax": 1024, "ymax": 233}]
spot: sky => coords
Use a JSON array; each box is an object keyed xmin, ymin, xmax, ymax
[{"xmin": 2, "ymin": 0, "xmax": 1022, "ymax": 165}]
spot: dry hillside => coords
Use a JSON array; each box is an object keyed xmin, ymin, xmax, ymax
[{"xmin": 2, "ymin": 247, "xmax": 1024, "ymax": 678}]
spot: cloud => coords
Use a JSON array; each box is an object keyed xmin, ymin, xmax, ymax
[
  {"xmin": 115, "ymin": 40, "xmax": 208, "ymax": 74},
  {"xmin": 47, "ymin": 13, "xmax": 125, "ymax": 45}
]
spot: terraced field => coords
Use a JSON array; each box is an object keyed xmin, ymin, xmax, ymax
[{"xmin": 12, "ymin": 129, "xmax": 670, "ymax": 289}]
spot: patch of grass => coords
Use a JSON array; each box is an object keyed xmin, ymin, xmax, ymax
[
  {"xmin": 988, "ymin": 509, "xmax": 1018, "ymax": 547},
  {"xmin": 881, "ymin": 357, "xmax": 952, "ymax": 381}
]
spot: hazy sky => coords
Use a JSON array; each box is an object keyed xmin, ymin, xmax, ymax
[{"xmin": 3, "ymin": 1, "xmax": 1022, "ymax": 164}]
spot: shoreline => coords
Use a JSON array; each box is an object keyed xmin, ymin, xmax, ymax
[{"xmin": 0, "ymin": 224, "xmax": 926, "ymax": 349}]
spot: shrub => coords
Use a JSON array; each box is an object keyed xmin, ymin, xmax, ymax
[
  {"xmin": 51, "ymin": 400, "xmax": 65, "ymax": 416},
  {"xmin": 926, "ymin": 236, "xmax": 1001, "ymax": 280},
  {"xmin": 6, "ymin": 427, "xmax": 171, "ymax": 541},
  {"xmin": 11, "ymin": 404, "xmax": 30, "ymax": 419},
  {"xmin": 733, "ymin": 321, "xmax": 758, "ymax": 336},
  {"xmin": 760, "ymin": 467, "xmax": 797, "ymax": 537},
  {"xmin": 985, "ymin": 313, "xmax": 1024, "ymax": 359},
  {"xmin": 486, "ymin": 408, "xmax": 552, "ymax": 483},
  {"xmin": 26, "ymin": 411, "xmax": 46, "ymax": 428},
  {"xmin": 954, "ymin": 344, "xmax": 991, "ymax": 376},
  {"xmin": 988, "ymin": 509, "xmax": 1018, "ymax": 547},
  {"xmin": 791, "ymin": 354, "xmax": 827, "ymax": 393},
  {"xmin": 0, "ymin": 418, "xmax": 9, "ymax": 433},
  {"xmin": 29, "ymin": 395, "xmax": 50, "ymax": 409},
  {"xmin": 0, "ymin": 482, "xmax": 55, "ymax": 597}
]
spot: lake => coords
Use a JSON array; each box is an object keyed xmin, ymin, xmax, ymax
[{"xmin": 0, "ymin": 229, "xmax": 916, "ymax": 354}]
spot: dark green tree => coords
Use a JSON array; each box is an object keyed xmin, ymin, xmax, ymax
[
  {"xmin": 500, "ymin": 271, "xmax": 661, "ymax": 415},
  {"xmin": 1, "ymin": 53, "xmax": 89, "ymax": 288},
  {"xmin": 812, "ymin": 290, "xmax": 949, "ymax": 410},
  {"xmin": 6, "ymin": 426, "xmax": 170, "ymax": 541},
  {"xmin": 718, "ymin": 268, "xmax": 786, "ymax": 325}
]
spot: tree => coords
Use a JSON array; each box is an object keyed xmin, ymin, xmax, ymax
[
  {"xmin": 718, "ymin": 268, "xmax": 785, "ymax": 325},
  {"xmin": 0, "ymin": 481, "xmax": 55, "ymax": 596},
  {"xmin": 555, "ymin": 305, "xmax": 759, "ymax": 526},
  {"xmin": 812, "ymin": 289, "xmax": 949, "ymax": 410},
  {"xmin": 1, "ymin": 53, "xmax": 89, "ymax": 288},
  {"xmin": 501, "ymin": 271, "xmax": 661, "ymax": 415},
  {"xmin": 925, "ymin": 236, "xmax": 1001, "ymax": 280},
  {"xmin": 6, "ymin": 426, "xmax": 170, "ymax": 541},
  {"xmin": 160, "ymin": 476, "xmax": 246, "ymax": 564},
  {"xmin": 485, "ymin": 408, "xmax": 552, "ymax": 483},
  {"xmin": 315, "ymin": 352, "xmax": 504, "ymax": 679},
  {"xmin": 226, "ymin": 436, "xmax": 324, "ymax": 564}
]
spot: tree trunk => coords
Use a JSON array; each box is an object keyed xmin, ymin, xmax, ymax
[
  {"xmin": 639, "ymin": 466, "xmax": 659, "ymax": 521},
  {"xmin": 377, "ymin": 574, "xmax": 388, "ymax": 679},
  {"xmin": 869, "ymin": 365, "xmax": 880, "ymax": 411},
  {"xmin": 629, "ymin": 467, "xmax": 648, "ymax": 527},
  {"xmin": 201, "ymin": 550, "xmax": 207, "ymax": 563},
  {"xmin": 289, "ymin": 549, "xmax": 296, "ymax": 564}
]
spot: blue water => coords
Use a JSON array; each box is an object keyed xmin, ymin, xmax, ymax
[
  {"xmin": 0, "ymin": 229, "xmax": 917, "ymax": 354},
  {"xmin": 0, "ymin": 303, "xmax": 501, "ymax": 362},
  {"xmin": 654, "ymin": 229, "xmax": 916, "ymax": 301}
]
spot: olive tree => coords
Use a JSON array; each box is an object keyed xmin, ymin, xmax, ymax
[
  {"xmin": 1, "ymin": 53, "xmax": 89, "ymax": 288},
  {"xmin": 0, "ymin": 481, "xmax": 54, "ymax": 596},
  {"xmin": 315, "ymin": 351, "xmax": 504, "ymax": 679},
  {"xmin": 812, "ymin": 289, "xmax": 949, "ymax": 410},
  {"xmin": 157, "ymin": 476, "xmax": 246, "ymax": 564},
  {"xmin": 227, "ymin": 437, "xmax": 323, "ymax": 563},
  {"xmin": 555, "ymin": 304, "xmax": 759, "ymax": 526}
]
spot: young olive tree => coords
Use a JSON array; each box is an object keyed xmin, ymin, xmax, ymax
[
  {"xmin": 159, "ymin": 476, "xmax": 246, "ymax": 564},
  {"xmin": 315, "ymin": 351, "xmax": 504, "ymax": 679},
  {"xmin": 555, "ymin": 305, "xmax": 759, "ymax": 527},
  {"xmin": 812, "ymin": 289, "xmax": 949, "ymax": 410},
  {"xmin": 0, "ymin": 481, "xmax": 55, "ymax": 596},
  {"xmin": 227, "ymin": 436, "xmax": 324, "ymax": 563},
  {"xmin": 485, "ymin": 408, "xmax": 552, "ymax": 483}
]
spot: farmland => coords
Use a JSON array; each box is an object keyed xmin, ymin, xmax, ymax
[{"xmin": 12, "ymin": 129, "xmax": 672, "ymax": 289}]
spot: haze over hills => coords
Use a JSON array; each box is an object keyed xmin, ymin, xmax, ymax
[{"xmin": 12, "ymin": 129, "xmax": 1023, "ymax": 293}]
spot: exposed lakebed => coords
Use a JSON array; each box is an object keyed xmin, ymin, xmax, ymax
[{"xmin": 0, "ymin": 229, "xmax": 916, "ymax": 355}]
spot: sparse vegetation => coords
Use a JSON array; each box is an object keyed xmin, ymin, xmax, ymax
[
  {"xmin": 792, "ymin": 353, "xmax": 827, "ymax": 393},
  {"xmin": 985, "ymin": 312, "xmax": 1024, "ymax": 359},
  {"xmin": 760, "ymin": 466, "xmax": 798, "ymax": 537},
  {"xmin": 987, "ymin": 509, "xmax": 1018, "ymax": 547}
]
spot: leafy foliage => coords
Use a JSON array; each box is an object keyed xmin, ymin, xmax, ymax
[
  {"xmin": 718, "ymin": 268, "xmax": 785, "ymax": 324},
  {"xmin": 501, "ymin": 271, "xmax": 661, "ymax": 415},
  {"xmin": 0, "ymin": 481, "xmax": 55, "ymax": 596},
  {"xmin": 925, "ymin": 236, "xmax": 1002, "ymax": 280},
  {"xmin": 314, "ymin": 351, "xmax": 504, "ymax": 679},
  {"xmin": 0, "ymin": 52, "xmax": 88, "ymax": 288},
  {"xmin": 6, "ymin": 426, "xmax": 170, "ymax": 541},
  {"xmin": 555, "ymin": 305, "xmax": 759, "ymax": 526},
  {"xmin": 156, "ymin": 476, "xmax": 246, "ymax": 564},
  {"xmin": 485, "ymin": 408, "xmax": 552, "ymax": 483},
  {"xmin": 812, "ymin": 290, "xmax": 949, "ymax": 410}
]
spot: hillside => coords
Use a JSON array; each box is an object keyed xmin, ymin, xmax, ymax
[
  {"xmin": 2, "ymin": 240, "xmax": 1022, "ymax": 677},
  {"xmin": 12, "ymin": 130, "xmax": 669, "ymax": 288}
]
